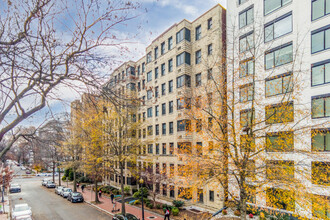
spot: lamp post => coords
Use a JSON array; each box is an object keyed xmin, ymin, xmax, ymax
[
  {"xmin": 2, "ymin": 172, "xmax": 5, "ymax": 213},
  {"xmin": 139, "ymin": 178, "xmax": 145, "ymax": 220}
]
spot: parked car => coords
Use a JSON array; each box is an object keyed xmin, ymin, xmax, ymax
[
  {"xmin": 61, "ymin": 188, "xmax": 72, "ymax": 198},
  {"xmin": 112, "ymin": 213, "xmax": 139, "ymax": 220},
  {"xmin": 14, "ymin": 215, "xmax": 33, "ymax": 220},
  {"xmin": 46, "ymin": 181, "xmax": 56, "ymax": 188},
  {"xmin": 41, "ymin": 179, "xmax": 50, "ymax": 186},
  {"xmin": 67, "ymin": 192, "xmax": 84, "ymax": 203},
  {"xmin": 11, "ymin": 204, "xmax": 32, "ymax": 220},
  {"xmin": 55, "ymin": 186, "xmax": 64, "ymax": 195},
  {"xmin": 25, "ymin": 170, "xmax": 31, "ymax": 174},
  {"xmin": 9, "ymin": 184, "xmax": 21, "ymax": 193}
]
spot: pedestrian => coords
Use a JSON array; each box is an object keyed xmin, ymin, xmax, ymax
[
  {"xmin": 164, "ymin": 207, "xmax": 170, "ymax": 220},
  {"xmin": 98, "ymin": 189, "xmax": 102, "ymax": 198},
  {"xmin": 81, "ymin": 185, "xmax": 85, "ymax": 192},
  {"xmin": 76, "ymin": 182, "xmax": 79, "ymax": 189},
  {"xmin": 110, "ymin": 192, "xmax": 114, "ymax": 203}
]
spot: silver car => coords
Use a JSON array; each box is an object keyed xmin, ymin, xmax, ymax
[
  {"xmin": 12, "ymin": 203, "xmax": 32, "ymax": 220},
  {"xmin": 61, "ymin": 188, "xmax": 72, "ymax": 198},
  {"xmin": 55, "ymin": 186, "xmax": 64, "ymax": 195},
  {"xmin": 46, "ymin": 181, "xmax": 56, "ymax": 188}
]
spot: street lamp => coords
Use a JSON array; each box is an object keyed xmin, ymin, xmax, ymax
[
  {"xmin": 139, "ymin": 178, "xmax": 145, "ymax": 220},
  {"xmin": 2, "ymin": 172, "xmax": 5, "ymax": 213}
]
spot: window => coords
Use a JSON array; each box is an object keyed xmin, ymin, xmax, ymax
[
  {"xmin": 155, "ymin": 105, "xmax": 159, "ymax": 117},
  {"xmin": 312, "ymin": 0, "xmax": 330, "ymax": 20},
  {"xmin": 177, "ymin": 142, "xmax": 191, "ymax": 154},
  {"xmin": 148, "ymin": 144, "xmax": 153, "ymax": 153},
  {"xmin": 162, "ymin": 103, "xmax": 166, "ymax": 115},
  {"xmin": 207, "ymin": 18, "xmax": 212, "ymax": 29},
  {"xmin": 177, "ymin": 120, "xmax": 191, "ymax": 132},
  {"xmin": 143, "ymin": 129, "xmax": 146, "ymax": 138},
  {"xmin": 195, "ymin": 25, "xmax": 201, "ymax": 40},
  {"xmin": 265, "ymin": 42, "xmax": 293, "ymax": 70},
  {"xmin": 155, "ymin": 125, "xmax": 159, "ymax": 136},
  {"xmin": 240, "ymin": 84, "xmax": 254, "ymax": 102},
  {"xmin": 195, "ymin": 73, "xmax": 202, "ymax": 87},
  {"xmin": 176, "ymin": 74, "xmax": 191, "ymax": 88},
  {"xmin": 246, "ymin": 185, "xmax": 256, "ymax": 204},
  {"xmin": 162, "ymin": 144, "xmax": 166, "ymax": 154},
  {"xmin": 147, "ymin": 107, "xmax": 152, "ymax": 118},
  {"xmin": 264, "ymin": 0, "xmax": 292, "ymax": 15},
  {"xmin": 196, "ymin": 142, "xmax": 203, "ymax": 156},
  {"xmin": 168, "ymin": 59, "xmax": 173, "ymax": 72},
  {"xmin": 208, "ymin": 117, "xmax": 213, "ymax": 129},
  {"xmin": 240, "ymin": 31, "xmax": 254, "ymax": 53},
  {"xmin": 169, "ymin": 101, "xmax": 174, "ymax": 113},
  {"xmin": 240, "ymin": 58, "xmax": 254, "ymax": 77},
  {"xmin": 312, "ymin": 162, "xmax": 330, "ymax": 186},
  {"xmin": 170, "ymin": 143, "xmax": 174, "ymax": 155},
  {"xmin": 195, "ymin": 50, "xmax": 202, "ymax": 64},
  {"xmin": 266, "ymin": 132, "xmax": 294, "ymax": 152},
  {"xmin": 312, "ymin": 59, "xmax": 330, "ymax": 86},
  {"xmin": 312, "ymin": 195, "xmax": 330, "ymax": 219},
  {"xmin": 240, "ymin": 135, "xmax": 255, "ymax": 152},
  {"xmin": 137, "ymin": 66, "xmax": 140, "ymax": 75},
  {"xmin": 161, "ymin": 83, "xmax": 165, "ymax": 96},
  {"xmin": 147, "ymin": 71, "xmax": 152, "ymax": 82},
  {"xmin": 177, "ymin": 98, "xmax": 191, "ymax": 110},
  {"xmin": 266, "ymin": 102, "xmax": 294, "ymax": 124},
  {"xmin": 207, "ymin": 68, "xmax": 213, "ymax": 80},
  {"xmin": 169, "ymin": 80, "xmax": 173, "ymax": 93},
  {"xmin": 162, "ymin": 123, "xmax": 166, "ymax": 135},
  {"xmin": 240, "ymin": 109, "xmax": 254, "ymax": 127},
  {"xmin": 142, "ymin": 62, "xmax": 145, "ymax": 72},
  {"xmin": 154, "ymin": 47, "xmax": 158, "ymax": 60},
  {"xmin": 266, "ymin": 160, "xmax": 294, "ymax": 180},
  {"xmin": 176, "ymin": 28, "xmax": 191, "ymax": 44},
  {"xmin": 143, "ymin": 112, "xmax": 146, "ymax": 121},
  {"xmin": 198, "ymin": 189, "xmax": 204, "ymax": 203},
  {"xmin": 161, "ymin": 63, "xmax": 166, "ymax": 76},
  {"xmin": 147, "ymin": 52, "xmax": 152, "ymax": 63},
  {"xmin": 239, "ymin": 6, "xmax": 253, "ymax": 28},
  {"xmin": 312, "ymin": 129, "xmax": 330, "ymax": 151},
  {"xmin": 208, "ymin": 44, "xmax": 213, "ymax": 55},
  {"xmin": 266, "ymin": 72, "xmax": 293, "ymax": 96},
  {"xmin": 147, "ymin": 126, "xmax": 153, "ymax": 136},
  {"xmin": 196, "ymin": 119, "xmax": 202, "ymax": 132},
  {"xmin": 176, "ymin": 52, "xmax": 191, "ymax": 66},
  {"xmin": 155, "ymin": 67, "xmax": 159, "ymax": 79},
  {"xmin": 239, "ymin": 0, "xmax": 248, "ymax": 5},
  {"xmin": 265, "ymin": 13, "xmax": 292, "ymax": 42},
  {"xmin": 161, "ymin": 42, "xmax": 165, "ymax": 55},
  {"xmin": 168, "ymin": 37, "xmax": 173, "ymax": 50},
  {"xmin": 169, "ymin": 122, "xmax": 174, "ymax": 134},
  {"xmin": 311, "ymin": 25, "xmax": 330, "ymax": 54},
  {"xmin": 312, "ymin": 94, "xmax": 330, "ymax": 118},
  {"xmin": 155, "ymin": 86, "xmax": 159, "ymax": 98},
  {"xmin": 147, "ymin": 90, "xmax": 153, "ymax": 100},
  {"xmin": 266, "ymin": 188, "xmax": 295, "ymax": 212},
  {"xmin": 209, "ymin": 190, "xmax": 214, "ymax": 202}
]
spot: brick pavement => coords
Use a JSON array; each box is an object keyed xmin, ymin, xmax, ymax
[{"xmin": 69, "ymin": 185, "xmax": 164, "ymax": 220}]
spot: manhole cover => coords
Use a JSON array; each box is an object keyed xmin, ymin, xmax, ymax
[{"xmin": 148, "ymin": 217, "xmax": 156, "ymax": 219}]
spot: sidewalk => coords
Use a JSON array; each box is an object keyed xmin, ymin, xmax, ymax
[
  {"xmin": 69, "ymin": 184, "xmax": 163, "ymax": 219},
  {"xmin": 0, "ymin": 196, "xmax": 10, "ymax": 220}
]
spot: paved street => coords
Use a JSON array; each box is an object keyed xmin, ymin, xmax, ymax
[{"xmin": 10, "ymin": 167, "xmax": 111, "ymax": 220}]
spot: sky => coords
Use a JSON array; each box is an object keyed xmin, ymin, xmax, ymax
[{"xmin": 26, "ymin": 0, "xmax": 227, "ymax": 126}]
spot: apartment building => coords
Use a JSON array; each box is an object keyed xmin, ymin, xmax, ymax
[
  {"xmin": 104, "ymin": 4, "xmax": 227, "ymax": 211},
  {"xmin": 227, "ymin": 0, "xmax": 330, "ymax": 218}
]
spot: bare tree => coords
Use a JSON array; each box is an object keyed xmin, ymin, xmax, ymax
[{"xmin": 0, "ymin": 0, "xmax": 141, "ymax": 159}]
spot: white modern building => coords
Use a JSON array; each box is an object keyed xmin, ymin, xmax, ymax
[{"xmin": 227, "ymin": 0, "xmax": 330, "ymax": 218}]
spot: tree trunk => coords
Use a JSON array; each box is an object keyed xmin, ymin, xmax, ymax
[
  {"xmin": 95, "ymin": 178, "xmax": 99, "ymax": 203},
  {"xmin": 239, "ymin": 178, "xmax": 247, "ymax": 220},
  {"xmin": 120, "ymin": 165, "xmax": 126, "ymax": 214},
  {"xmin": 58, "ymin": 165, "xmax": 61, "ymax": 186},
  {"xmin": 73, "ymin": 167, "xmax": 77, "ymax": 192},
  {"xmin": 52, "ymin": 161, "xmax": 55, "ymax": 183}
]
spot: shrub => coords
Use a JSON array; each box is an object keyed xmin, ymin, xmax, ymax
[
  {"xmin": 260, "ymin": 212, "xmax": 266, "ymax": 220},
  {"xmin": 124, "ymin": 186, "xmax": 131, "ymax": 195},
  {"xmin": 133, "ymin": 200, "xmax": 140, "ymax": 205},
  {"xmin": 147, "ymin": 203, "xmax": 154, "ymax": 209},
  {"xmin": 78, "ymin": 176, "xmax": 92, "ymax": 183},
  {"xmin": 162, "ymin": 204, "xmax": 168, "ymax": 209},
  {"xmin": 222, "ymin": 209, "xmax": 227, "ymax": 215},
  {"xmin": 156, "ymin": 204, "xmax": 161, "ymax": 209},
  {"xmin": 234, "ymin": 210, "xmax": 241, "ymax": 216},
  {"xmin": 172, "ymin": 207, "xmax": 179, "ymax": 216},
  {"xmin": 61, "ymin": 176, "xmax": 66, "ymax": 181},
  {"xmin": 112, "ymin": 189, "xmax": 120, "ymax": 195},
  {"xmin": 172, "ymin": 200, "xmax": 184, "ymax": 208},
  {"xmin": 132, "ymin": 187, "xmax": 149, "ymax": 198}
]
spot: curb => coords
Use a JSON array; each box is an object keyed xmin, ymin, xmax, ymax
[{"xmin": 84, "ymin": 200, "xmax": 115, "ymax": 217}]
